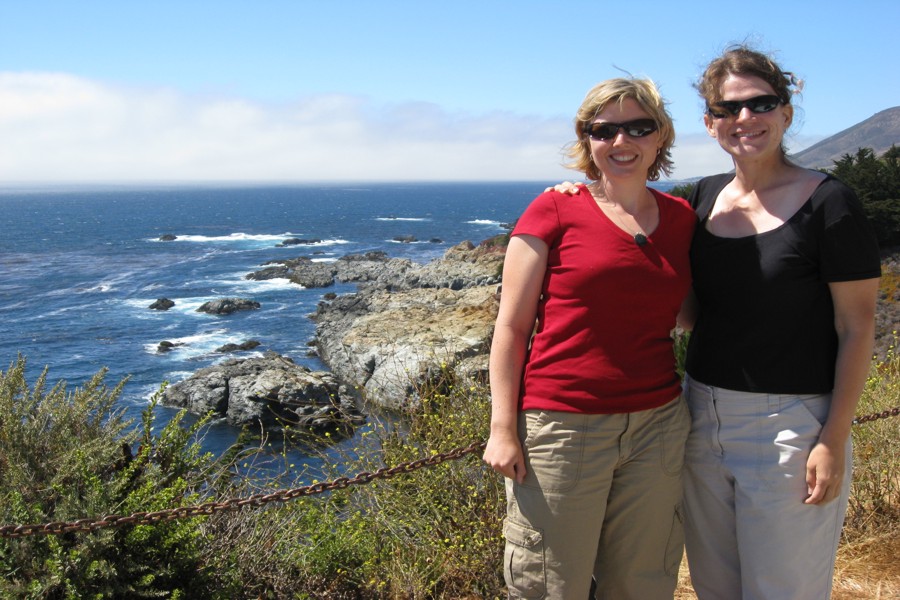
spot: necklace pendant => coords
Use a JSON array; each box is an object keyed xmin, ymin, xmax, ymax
[{"xmin": 634, "ymin": 232, "xmax": 648, "ymax": 246}]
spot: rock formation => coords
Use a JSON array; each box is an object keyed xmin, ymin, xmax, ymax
[
  {"xmin": 163, "ymin": 236, "xmax": 507, "ymax": 427},
  {"xmin": 163, "ymin": 353, "xmax": 363, "ymax": 436},
  {"xmin": 197, "ymin": 298, "xmax": 261, "ymax": 315},
  {"xmin": 149, "ymin": 298, "xmax": 175, "ymax": 310},
  {"xmin": 311, "ymin": 239, "xmax": 505, "ymax": 409}
]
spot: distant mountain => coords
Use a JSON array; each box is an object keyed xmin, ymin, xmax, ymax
[{"xmin": 791, "ymin": 106, "xmax": 900, "ymax": 170}]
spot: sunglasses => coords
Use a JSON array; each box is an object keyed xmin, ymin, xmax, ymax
[
  {"xmin": 706, "ymin": 94, "xmax": 782, "ymax": 119},
  {"xmin": 583, "ymin": 118, "xmax": 658, "ymax": 141}
]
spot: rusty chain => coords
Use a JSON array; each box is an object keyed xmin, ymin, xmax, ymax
[
  {"xmin": 0, "ymin": 440, "xmax": 487, "ymax": 540},
  {"xmin": 3, "ymin": 406, "xmax": 899, "ymax": 540},
  {"xmin": 852, "ymin": 406, "xmax": 900, "ymax": 424}
]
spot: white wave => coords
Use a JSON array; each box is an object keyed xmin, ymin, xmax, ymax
[
  {"xmin": 30, "ymin": 304, "xmax": 86, "ymax": 319},
  {"xmin": 310, "ymin": 257, "xmax": 338, "ymax": 263},
  {"xmin": 160, "ymin": 372, "xmax": 194, "ymax": 385},
  {"xmin": 125, "ymin": 297, "xmax": 218, "ymax": 314},
  {"xmin": 149, "ymin": 232, "xmax": 301, "ymax": 243},
  {"xmin": 144, "ymin": 328, "xmax": 246, "ymax": 359},
  {"xmin": 229, "ymin": 277, "xmax": 297, "ymax": 294},
  {"xmin": 123, "ymin": 297, "xmax": 215, "ymax": 314},
  {"xmin": 466, "ymin": 219, "xmax": 502, "ymax": 226}
]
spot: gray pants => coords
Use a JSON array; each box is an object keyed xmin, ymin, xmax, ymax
[
  {"xmin": 503, "ymin": 396, "xmax": 690, "ymax": 599},
  {"xmin": 682, "ymin": 376, "xmax": 852, "ymax": 600}
]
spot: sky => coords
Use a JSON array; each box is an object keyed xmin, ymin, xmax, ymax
[{"xmin": 1, "ymin": 0, "xmax": 898, "ymax": 184}]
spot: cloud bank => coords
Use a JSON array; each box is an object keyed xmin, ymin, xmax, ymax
[{"xmin": 1, "ymin": 72, "xmax": 738, "ymax": 183}]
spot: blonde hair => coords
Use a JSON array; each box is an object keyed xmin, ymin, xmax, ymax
[{"xmin": 565, "ymin": 77, "xmax": 675, "ymax": 182}]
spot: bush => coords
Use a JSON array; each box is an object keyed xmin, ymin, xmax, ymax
[
  {"xmin": 845, "ymin": 339, "xmax": 900, "ymax": 538},
  {"xmin": 0, "ymin": 357, "xmax": 227, "ymax": 599}
]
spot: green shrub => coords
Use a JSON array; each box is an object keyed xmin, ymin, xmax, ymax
[
  {"xmin": 846, "ymin": 339, "xmax": 900, "ymax": 538},
  {"xmin": 0, "ymin": 358, "xmax": 227, "ymax": 599}
]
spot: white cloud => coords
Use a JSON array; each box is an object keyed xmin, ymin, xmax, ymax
[{"xmin": 0, "ymin": 72, "xmax": 738, "ymax": 183}]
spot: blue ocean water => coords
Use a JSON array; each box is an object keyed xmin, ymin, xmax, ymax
[{"xmin": 1, "ymin": 181, "xmax": 674, "ymax": 469}]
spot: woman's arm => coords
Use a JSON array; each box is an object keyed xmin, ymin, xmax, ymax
[
  {"xmin": 482, "ymin": 234, "xmax": 548, "ymax": 483},
  {"xmin": 805, "ymin": 277, "xmax": 879, "ymax": 505},
  {"xmin": 677, "ymin": 289, "xmax": 699, "ymax": 331}
]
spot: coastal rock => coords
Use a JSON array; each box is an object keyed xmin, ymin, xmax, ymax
[
  {"xmin": 216, "ymin": 340, "xmax": 261, "ymax": 353},
  {"xmin": 197, "ymin": 298, "xmax": 261, "ymax": 315},
  {"xmin": 276, "ymin": 238, "xmax": 322, "ymax": 247},
  {"xmin": 149, "ymin": 298, "xmax": 175, "ymax": 310},
  {"xmin": 159, "ymin": 234, "xmax": 177, "ymax": 241},
  {"xmin": 245, "ymin": 251, "xmax": 399, "ymax": 289},
  {"xmin": 163, "ymin": 353, "xmax": 364, "ymax": 435},
  {"xmin": 312, "ymin": 239, "xmax": 505, "ymax": 409},
  {"xmin": 157, "ymin": 340, "xmax": 184, "ymax": 353},
  {"xmin": 314, "ymin": 286, "xmax": 498, "ymax": 409}
]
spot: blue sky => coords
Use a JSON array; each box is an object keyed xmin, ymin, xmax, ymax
[{"xmin": 1, "ymin": 0, "xmax": 897, "ymax": 183}]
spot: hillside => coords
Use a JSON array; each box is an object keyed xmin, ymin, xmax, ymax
[{"xmin": 791, "ymin": 106, "xmax": 900, "ymax": 169}]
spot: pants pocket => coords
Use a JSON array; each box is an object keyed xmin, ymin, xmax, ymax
[{"xmin": 503, "ymin": 518, "xmax": 546, "ymax": 599}]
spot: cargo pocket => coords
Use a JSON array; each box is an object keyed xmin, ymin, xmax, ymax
[
  {"xmin": 503, "ymin": 518, "xmax": 546, "ymax": 598},
  {"xmin": 664, "ymin": 503, "xmax": 685, "ymax": 577}
]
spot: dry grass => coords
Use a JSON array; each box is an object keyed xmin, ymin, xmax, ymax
[
  {"xmin": 833, "ymin": 525, "xmax": 900, "ymax": 599},
  {"xmin": 672, "ymin": 525, "xmax": 900, "ymax": 599},
  {"xmin": 674, "ymin": 558, "xmax": 698, "ymax": 600}
]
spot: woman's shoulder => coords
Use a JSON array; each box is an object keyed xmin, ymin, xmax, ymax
[
  {"xmin": 805, "ymin": 173, "xmax": 865, "ymax": 216},
  {"xmin": 653, "ymin": 187, "xmax": 693, "ymax": 214},
  {"xmin": 696, "ymin": 173, "xmax": 735, "ymax": 193}
]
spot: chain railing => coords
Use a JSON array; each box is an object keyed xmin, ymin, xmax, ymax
[
  {"xmin": 0, "ymin": 440, "xmax": 487, "ymax": 539},
  {"xmin": 2, "ymin": 405, "xmax": 899, "ymax": 540},
  {"xmin": 852, "ymin": 406, "xmax": 900, "ymax": 424}
]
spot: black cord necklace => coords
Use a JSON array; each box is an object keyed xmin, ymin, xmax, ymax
[{"xmin": 589, "ymin": 183, "xmax": 650, "ymax": 246}]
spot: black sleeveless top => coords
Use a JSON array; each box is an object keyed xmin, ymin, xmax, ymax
[{"xmin": 685, "ymin": 173, "xmax": 881, "ymax": 393}]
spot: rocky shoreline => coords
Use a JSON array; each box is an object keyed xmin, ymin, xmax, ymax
[{"xmin": 161, "ymin": 236, "xmax": 507, "ymax": 436}]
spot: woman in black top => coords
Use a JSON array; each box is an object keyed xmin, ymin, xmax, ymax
[{"xmin": 681, "ymin": 45, "xmax": 881, "ymax": 600}]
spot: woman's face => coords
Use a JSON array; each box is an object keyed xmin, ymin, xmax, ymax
[
  {"xmin": 587, "ymin": 97, "xmax": 662, "ymax": 183},
  {"xmin": 704, "ymin": 73, "xmax": 792, "ymax": 162}
]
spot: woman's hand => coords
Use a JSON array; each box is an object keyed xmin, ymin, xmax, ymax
[
  {"xmin": 804, "ymin": 439, "xmax": 846, "ymax": 504},
  {"xmin": 483, "ymin": 429, "xmax": 527, "ymax": 483},
  {"xmin": 544, "ymin": 181, "xmax": 584, "ymax": 195}
]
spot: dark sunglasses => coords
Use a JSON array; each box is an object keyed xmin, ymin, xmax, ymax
[
  {"xmin": 707, "ymin": 94, "xmax": 782, "ymax": 119},
  {"xmin": 583, "ymin": 118, "xmax": 658, "ymax": 141}
]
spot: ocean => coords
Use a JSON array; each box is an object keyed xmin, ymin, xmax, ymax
[{"xmin": 1, "ymin": 181, "xmax": 674, "ymax": 471}]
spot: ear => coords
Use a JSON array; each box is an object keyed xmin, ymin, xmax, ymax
[
  {"xmin": 703, "ymin": 113, "xmax": 716, "ymax": 137},
  {"xmin": 782, "ymin": 103, "xmax": 794, "ymax": 129}
]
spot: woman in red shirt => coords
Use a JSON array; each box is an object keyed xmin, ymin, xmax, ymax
[{"xmin": 483, "ymin": 77, "xmax": 696, "ymax": 599}]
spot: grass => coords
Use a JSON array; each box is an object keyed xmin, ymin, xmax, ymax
[{"xmin": 1, "ymin": 348, "xmax": 898, "ymax": 598}]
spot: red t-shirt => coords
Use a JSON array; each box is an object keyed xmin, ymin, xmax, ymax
[{"xmin": 512, "ymin": 187, "xmax": 695, "ymax": 414}]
